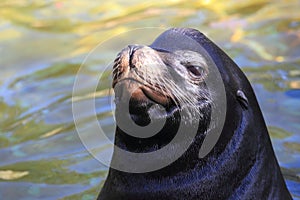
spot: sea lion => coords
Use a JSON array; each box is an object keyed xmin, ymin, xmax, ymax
[{"xmin": 98, "ymin": 28, "xmax": 292, "ymax": 200}]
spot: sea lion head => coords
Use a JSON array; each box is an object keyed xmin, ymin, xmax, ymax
[
  {"xmin": 111, "ymin": 28, "xmax": 229, "ymax": 154},
  {"xmin": 112, "ymin": 37, "xmax": 213, "ymax": 127}
]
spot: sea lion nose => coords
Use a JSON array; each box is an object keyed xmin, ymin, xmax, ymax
[{"xmin": 112, "ymin": 45, "xmax": 142, "ymax": 87}]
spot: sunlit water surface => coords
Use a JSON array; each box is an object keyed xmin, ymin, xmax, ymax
[{"xmin": 0, "ymin": 0, "xmax": 299, "ymax": 199}]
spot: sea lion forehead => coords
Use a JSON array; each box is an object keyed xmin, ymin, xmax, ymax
[
  {"xmin": 150, "ymin": 28, "xmax": 207, "ymax": 55},
  {"xmin": 150, "ymin": 28, "xmax": 213, "ymax": 71}
]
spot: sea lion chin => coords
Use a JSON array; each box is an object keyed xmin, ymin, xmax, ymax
[{"xmin": 98, "ymin": 28, "xmax": 292, "ymax": 200}]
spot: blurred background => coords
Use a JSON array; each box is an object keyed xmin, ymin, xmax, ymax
[{"xmin": 0, "ymin": 0, "xmax": 299, "ymax": 199}]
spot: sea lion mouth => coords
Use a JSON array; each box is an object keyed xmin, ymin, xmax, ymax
[
  {"xmin": 113, "ymin": 78, "xmax": 179, "ymax": 126},
  {"xmin": 140, "ymin": 86, "xmax": 170, "ymax": 106},
  {"xmin": 113, "ymin": 77, "xmax": 173, "ymax": 107}
]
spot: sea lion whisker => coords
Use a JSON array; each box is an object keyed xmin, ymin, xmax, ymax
[
  {"xmin": 112, "ymin": 70, "xmax": 120, "ymax": 83},
  {"xmin": 156, "ymin": 76, "xmax": 175, "ymax": 95},
  {"xmin": 157, "ymin": 78, "xmax": 178, "ymax": 106},
  {"xmin": 112, "ymin": 66, "xmax": 118, "ymax": 75},
  {"xmin": 112, "ymin": 63, "xmax": 121, "ymax": 75},
  {"xmin": 112, "ymin": 67, "xmax": 118, "ymax": 77},
  {"xmin": 112, "ymin": 64, "xmax": 120, "ymax": 76},
  {"xmin": 163, "ymin": 80, "xmax": 184, "ymax": 106},
  {"xmin": 169, "ymin": 84, "xmax": 203, "ymax": 118}
]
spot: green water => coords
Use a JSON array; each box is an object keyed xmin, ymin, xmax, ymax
[{"xmin": 0, "ymin": 0, "xmax": 300, "ymax": 199}]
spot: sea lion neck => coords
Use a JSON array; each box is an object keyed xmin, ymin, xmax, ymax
[
  {"xmin": 102, "ymin": 110, "xmax": 258, "ymax": 199},
  {"xmin": 103, "ymin": 107, "xmax": 274, "ymax": 199},
  {"xmin": 113, "ymin": 105, "xmax": 209, "ymax": 154}
]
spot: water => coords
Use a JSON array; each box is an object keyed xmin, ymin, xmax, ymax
[{"xmin": 0, "ymin": 0, "xmax": 299, "ymax": 199}]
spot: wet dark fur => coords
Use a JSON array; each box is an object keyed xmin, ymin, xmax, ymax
[{"xmin": 98, "ymin": 28, "xmax": 292, "ymax": 200}]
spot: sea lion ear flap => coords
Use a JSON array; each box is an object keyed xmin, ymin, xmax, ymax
[{"xmin": 236, "ymin": 90, "xmax": 249, "ymax": 110}]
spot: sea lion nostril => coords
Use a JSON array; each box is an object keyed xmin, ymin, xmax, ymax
[
  {"xmin": 128, "ymin": 45, "xmax": 137, "ymax": 68},
  {"xmin": 128, "ymin": 45, "xmax": 139, "ymax": 69}
]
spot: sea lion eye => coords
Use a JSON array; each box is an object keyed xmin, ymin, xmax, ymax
[{"xmin": 186, "ymin": 65, "xmax": 204, "ymax": 77}]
